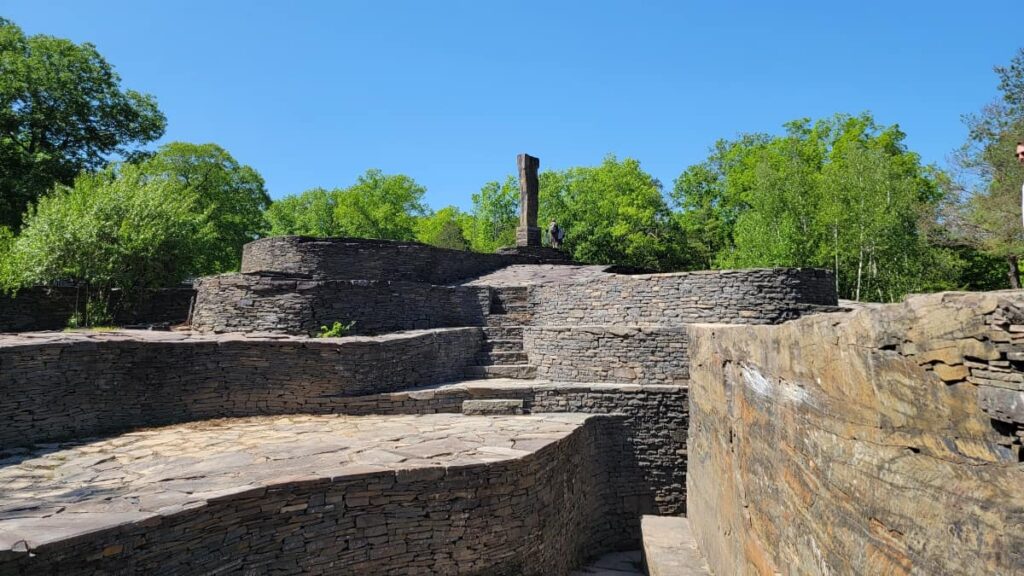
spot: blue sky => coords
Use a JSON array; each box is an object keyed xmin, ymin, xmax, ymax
[{"xmin": 5, "ymin": 1, "xmax": 1020, "ymax": 210}]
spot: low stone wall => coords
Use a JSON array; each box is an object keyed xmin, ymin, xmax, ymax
[
  {"xmin": 192, "ymin": 274, "xmax": 490, "ymax": 335},
  {"xmin": 528, "ymin": 268, "xmax": 837, "ymax": 326},
  {"xmin": 290, "ymin": 380, "xmax": 689, "ymax": 516},
  {"xmin": 523, "ymin": 326, "xmax": 688, "ymax": 385},
  {"xmin": 0, "ymin": 286, "xmax": 194, "ymax": 332},
  {"xmin": 687, "ymin": 292, "xmax": 1024, "ymax": 575},
  {"xmin": 0, "ymin": 415, "xmax": 638, "ymax": 576},
  {"xmin": 0, "ymin": 328, "xmax": 482, "ymax": 448},
  {"xmin": 241, "ymin": 236, "xmax": 570, "ymax": 283}
]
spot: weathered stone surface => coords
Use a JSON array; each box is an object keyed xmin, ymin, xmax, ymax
[
  {"xmin": 687, "ymin": 291, "xmax": 1024, "ymax": 575},
  {"xmin": 240, "ymin": 236, "xmax": 573, "ymax": 283},
  {"xmin": 0, "ymin": 413, "xmax": 640, "ymax": 576},
  {"xmin": 461, "ymin": 399, "xmax": 524, "ymax": 415},
  {"xmin": 0, "ymin": 328, "xmax": 482, "ymax": 448},
  {"xmin": 641, "ymin": 516, "xmax": 711, "ymax": 576},
  {"xmin": 192, "ymin": 275, "xmax": 491, "ymax": 336},
  {"xmin": 524, "ymin": 325, "xmax": 689, "ymax": 385}
]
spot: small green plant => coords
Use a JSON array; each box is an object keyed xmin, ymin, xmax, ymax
[{"xmin": 317, "ymin": 320, "xmax": 356, "ymax": 338}]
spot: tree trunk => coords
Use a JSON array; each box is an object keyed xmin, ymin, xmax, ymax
[{"xmin": 1008, "ymin": 255, "xmax": 1021, "ymax": 289}]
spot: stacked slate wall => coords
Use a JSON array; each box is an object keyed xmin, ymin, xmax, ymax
[
  {"xmin": 528, "ymin": 268, "xmax": 837, "ymax": 326},
  {"xmin": 521, "ymin": 268, "xmax": 838, "ymax": 386},
  {"xmin": 241, "ymin": 236, "xmax": 572, "ymax": 284},
  {"xmin": 686, "ymin": 291, "xmax": 1024, "ymax": 575},
  {"xmin": 192, "ymin": 276, "xmax": 491, "ymax": 336},
  {"xmin": 0, "ymin": 328, "xmax": 482, "ymax": 448},
  {"xmin": 0, "ymin": 287, "xmax": 194, "ymax": 332},
  {"xmin": 0, "ymin": 416, "xmax": 641, "ymax": 576}
]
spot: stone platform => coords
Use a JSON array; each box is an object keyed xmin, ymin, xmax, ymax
[{"xmin": 0, "ymin": 413, "xmax": 637, "ymax": 575}]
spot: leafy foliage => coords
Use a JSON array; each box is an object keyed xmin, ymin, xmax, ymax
[
  {"xmin": 0, "ymin": 165, "xmax": 206, "ymax": 318},
  {"xmin": 265, "ymin": 170, "xmax": 427, "ymax": 241},
  {"xmin": 416, "ymin": 206, "xmax": 470, "ymax": 250},
  {"xmin": 674, "ymin": 113, "xmax": 959, "ymax": 301},
  {"xmin": 465, "ymin": 177, "xmax": 519, "ymax": 253},
  {"xmin": 138, "ymin": 142, "xmax": 270, "ymax": 271},
  {"xmin": 540, "ymin": 156, "xmax": 687, "ymax": 270},
  {"xmin": 265, "ymin": 187, "xmax": 342, "ymax": 237},
  {"xmin": 318, "ymin": 320, "xmax": 356, "ymax": 338},
  {"xmin": 957, "ymin": 48, "xmax": 1024, "ymax": 287},
  {"xmin": 0, "ymin": 18, "xmax": 166, "ymax": 230}
]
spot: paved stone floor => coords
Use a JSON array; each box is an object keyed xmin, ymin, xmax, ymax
[
  {"xmin": 463, "ymin": 264, "xmax": 611, "ymax": 286},
  {"xmin": 0, "ymin": 413, "xmax": 589, "ymax": 551}
]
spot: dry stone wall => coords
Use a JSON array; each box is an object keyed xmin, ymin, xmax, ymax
[
  {"xmin": 0, "ymin": 416, "xmax": 639, "ymax": 576},
  {"xmin": 0, "ymin": 286, "xmax": 194, "ymax": 332},
  {"xmin": 0, "ymin": 328, "xmax": 481, "ymax": 448},
  {"xmin": 192, "ymin": 275, "xmax": 490, "ymax": 335},
  {"xmin": 241, "ymin": 236, "xmax": 571, "ymax": 284},
  {"xmin": 528, "ymin": 268, "xmax": 837, "ymax": 326},
  {"xmin": 687, "ymin": 292, "xmax": 1024, "ymax": 575},
  {"xmin": 295, "ymin": 381, "xmax": 690, "ymax": 516},
  {"xmin": 523, "ymin": 326, "xmax": 688, "ymax": 385}
]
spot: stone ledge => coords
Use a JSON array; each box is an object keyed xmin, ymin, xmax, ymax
[
  {"xmin": 0, "ymin": 413, "xmax": 636, "ymax": 575},
  {"xmin": 641, "ymin": 516, "xmax": 711, "ymax": 576}
]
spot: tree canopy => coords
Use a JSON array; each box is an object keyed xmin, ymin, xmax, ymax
[
  {"xmin": 0, "ymin": 164, "xmax": 205, "ymax": 304},
  {"xmin": 540, "ymin": 156, "xmax": 686, "ymax": 271},
  {"xmin": 265, "ymin": 169, "xmax": 428, "ymax": 241},
  {"xmin": 138, "ymin": 142, "xmax": 270, "ymax": 272},
  {"xmin": 673, "ymin": 113, "xmax": 960, "ymax": 301},
  {"xmin": 0, "ymin": 18, "xmax": 166, "ymax": 230},
  {"xmin": 957, "ymin": 48, "xmax": 1024, "ymax": 287}
]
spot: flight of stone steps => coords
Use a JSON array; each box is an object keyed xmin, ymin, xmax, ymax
[{"xmin": 465, "ymin": 286, "xmax": 536, "ymax": 379}]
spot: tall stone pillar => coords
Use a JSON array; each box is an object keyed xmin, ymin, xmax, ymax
[{"xmin": 516, "ymin": 153, "xmax": 541, "ymax": 247}]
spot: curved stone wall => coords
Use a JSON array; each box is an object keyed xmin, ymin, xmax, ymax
[
  {"xmin": 0, "ymin": 414, "xmax": 637, "ymax": 576},
  {"xmin": 687, "ymin": 292, "xmax": 1024, "ymax": 575},
  {"xmin": 528, "ymin": 268, "xmax": 837, "ymax": 326},
  {"xmin": 0, "ymin": 328, "xmax": 481, "ymax": 448},
  {"xmin": 192, "ymin": 274, "xmax": 490, "ymax": 335},
  {"xmin": 523, "ymin": 326, "xmax": 688, "ymax": 385},
  {"xmin": 241, "ymin": 236, "xmax": 570, "ymax": 283}
]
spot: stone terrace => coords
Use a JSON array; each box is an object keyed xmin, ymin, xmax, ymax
[{"xmin": 0, "ymin": 413, "xmax": 639, "ymax": 575}]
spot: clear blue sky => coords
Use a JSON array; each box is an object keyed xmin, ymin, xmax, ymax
[{"xmin": 5, "ymin": 1, "xmax": 1020, "ymax": 210}]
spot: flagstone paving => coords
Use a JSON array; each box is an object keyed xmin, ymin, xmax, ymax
[{"xmin": 0, "ymin": 413, "xmax": 589, "ymax": 551}]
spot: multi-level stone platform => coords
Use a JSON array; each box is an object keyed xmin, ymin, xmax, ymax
[{"xmin": 1, "ymin": 236, "xmax": 1021, "ymax": 575}]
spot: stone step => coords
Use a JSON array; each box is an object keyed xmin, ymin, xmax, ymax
[
  {"xmin": 483, "ymin": 326, "xmax": 524, "ymax": 340},
  {"xmin": 465, "ymin": 364, "xmax": 537, "ymax": 380},
  {"xmin": 477, "ymin": 351, "xmax": 529, "ymax": 365},
  {"xmin": 461, "ymin": 399, "xmax": 525, "ymax": 416},
  {"xmin": 483, "ymin": 339, "xmax": 525, "ymax": 353},
  {"xmin": 641, "ymin": 516, "xmax": 712, "ymax": 576},
  {"xmin": 485, "ymin": 313, "xmax": 532, "ymax": 327}
]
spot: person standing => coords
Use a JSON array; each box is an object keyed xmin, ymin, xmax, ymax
[{"xmin": 547, "ymin": 220, "xmax": 563, "ymax": 249}]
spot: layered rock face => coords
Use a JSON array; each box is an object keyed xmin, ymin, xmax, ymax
[{"xmin": 687, "ymin": 292, "xmax": 1024, "ymax": 575}]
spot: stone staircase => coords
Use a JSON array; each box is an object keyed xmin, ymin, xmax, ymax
[{"xmin": 466, "ymin": 287, "xmax": 536, "ymax": 379}]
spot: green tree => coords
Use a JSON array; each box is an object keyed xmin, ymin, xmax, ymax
[
  {"xmin": 264, "ymin": 170, "xmax": 428, "ymax": 241},
  {"xmin": 466, "ymin": 176, "xmax": 519, "ymax": 252},
  {"xmin": 333, "ymin": 169, "xmax": 427, "ymax": 240},
  {"xmin": 0, "ymin": 165, "xmax": 205, "ymax": 322},
  {"xmin": 265, "ymin": 187, "xmax": 343, "ymax": 237},
  {"xmin": 671, "ymin": 134, "xmax": 769, "ymax": 269},
  {"xmin": 540, "ymin": 155, "xmax": 686, "ymax": 270},
  {"xmin": 138, "ymin": 142, "xmax": 270, "ymax": 271},
  {"xmin": 0, "ymin": 18, "xmax": 166, "ymax": 230},
  {"xmin": 416, "ymin": 206, "xmax": 470, "ymax": 250},
  {"xmin": 675, "ymin": 113, "xmax": 957, "ymax": 301},
  {"xmin": 958, "ymin": 48, "xmax": 1024, "ymax": 288}
]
